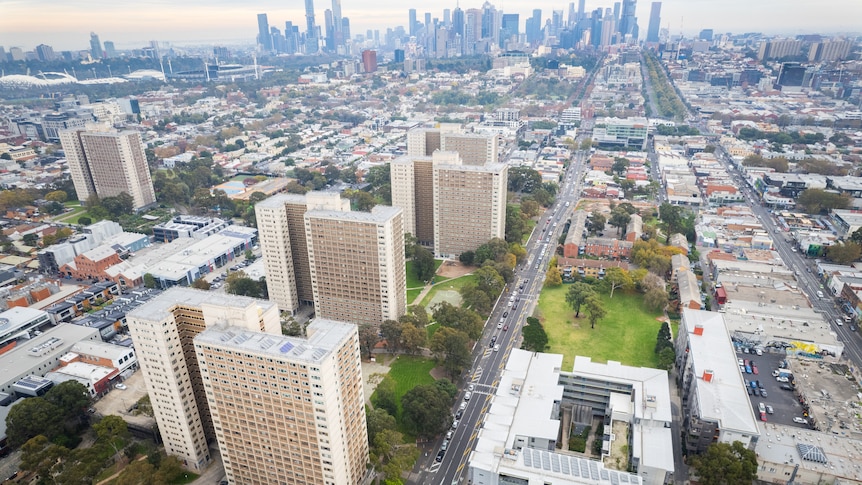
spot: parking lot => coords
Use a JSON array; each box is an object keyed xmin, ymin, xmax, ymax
[{"xmin": 739, "ymin": 351, "xmax": 811, "ymax": 429}]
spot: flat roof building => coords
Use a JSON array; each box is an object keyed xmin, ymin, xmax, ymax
[
  {"xmin": 675, "ymin": 309, "xmax": 760, "ymax": 454},
  {"xmin": 59, "ymin": 128, "xmax": 156, "ymax": 211},
  {"xmin": 126, "ymin": 288, "xmax": 281, "ymax": 472},
  {"xmin": 194, "ymin": 319, "xmax": 368, "ymax": 485}
]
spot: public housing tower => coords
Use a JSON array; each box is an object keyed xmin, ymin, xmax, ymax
[
  {"xmin": 255, "ymin": 192, "xmax": 406, "ymax": 324},
  {"xmin": 127, "ymin": 288, "xmax": 368, "ymax": 484},
  {"xmin": 59, "ymin": 128, "xmax": 156, "ymax": 211}
]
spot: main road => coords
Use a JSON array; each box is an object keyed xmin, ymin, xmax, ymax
[
  {"xmin": 413, "ymin": 146, "xmax": 590, "ymax": 485},
  {"xmin": 711, "ymin": 146, "xmax": 862, "ymax": 367}
]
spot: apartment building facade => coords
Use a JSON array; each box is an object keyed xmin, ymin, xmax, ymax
[
  {"xmin": 59, "ymin": 128, "xmax": 156, "ymax": 210},
  {"xmin": 194, "ymin": 319, "xmax": 368, "ymax": 485},
  {"xmin": 305, "ymin": 206, "xmax": 406, "ymax": 326},
  {"xmin": 126, "ymin": 288, "xmax": 281, "ymax": 471},
  {"xmin": 255, "ymin": 192, "xmax": 349, "ymax": 313}
]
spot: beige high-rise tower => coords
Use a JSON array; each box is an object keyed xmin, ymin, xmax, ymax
[
  {"xmin": 59, "ymin": 128, "xmax": 156, "ymax": 210},
  {"xmin": 305, "ymin": 206, "xmax": 406, "ymax": 326},
  {"xmin": 255, "ymin": 192, "xmax": 350, "ymax": 314},
  {"xmin": 392, "ymin": 150, "xmax": 508, "ymax": 259},
  {"xmin": 194, "ymin": 319, "xmax": 368, "ymax": 485},
  {"xmin": 126, "ymin": 288, "xmax": 281, "ymax": 472},
  {"xmin": 406, "ymin": 126, "xmax": 499, "ymax": 166}
]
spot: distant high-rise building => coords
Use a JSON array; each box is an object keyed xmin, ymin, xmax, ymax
[
  {"xmin": 305, "ymin": 0, "xmax": 319, "ymax": 52},
  {"xmin": 578, "ymin": 0, "xmax": 586, "ymax": 21},
  {"xmin": 332, "ymin": 0, "xmax": 343, "ymax": 48},
  {"xmin": 324, "ymin": 9, "xmax": 335, "ymax": 51},
  {"xmin": 567, "ymin": 2, "xmax": 576, "ymax": 26},
  {"xmin": 646, "ymin": 2, "xmax": 661, "ymax": 42},
  {"xmin": 8, "ymin": 47, "xmax": 24, "ymax": 62},
  {"xmin": 526, "ymin": 9, "xmax": 542, "ymax": 44},
  {"xmin": 501, "ymin": 14, "xmax": 519, "ymax": 47},
  {"xmin": 425, "ymin": 12, "xmax": 432, "ymax": 31},
  {"xmin": 285, "ymin": 22, "xmax": 299, "ymax": 54},
  {"xmin": 0, "ymin": 46, "xmax": 6, "ymax": 63},
  {"xmin": 443, "ymin": 9, "xmax": 451, "ymax": 27},
  {"xmin": 89, "ymin": 32, "xmax": 103, "ymax": 59},
  {"xmin": 699, "ymin": 29, "xmax": 713, "ymax": 41},
  {"xmin": 757, "ymin": 39, "xmax": 803, "ymax": 60},
  {"xmin": 195, "ymin": 318, "xmax": 368, "ymax": 485},
  {"xmin": 452, "ymin": 7, "xmax": 465, "ymax": 53},
  {"xmin": 59, "ymin": 128, "xmax": 156, "ymax": 211},
  {"xmin": 127, "ymin": 288, "xmax": 282, "ymax": 472},
  {"xmin": 103, "ymin": 41, "xmax": 116, "ymax": 58},
  {"xmin": 362, "ymin": 49, "xmax": 377, "ymax": 72},
  {"xmin": 619, "ymin": 0, "xmax": 638, "ymax": 40},
  {"xmin": 394, "ymin": 49, "xmax": 405, "ymax": 63},
  {"xmin": 35, "ymin": 44, "xmax": 55, "ymax": 62},
  {"xmin": 808, "ymin": 39, "xmax": 854, "ymax": 62},
  {"xmin": 257, "ymin": 13, "xmax": 272, "ymax": 51},
  {"xmin": 409, "ymin": 9, "xmax": 418, "ymax": 36}
]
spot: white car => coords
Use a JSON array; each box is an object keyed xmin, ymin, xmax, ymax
[
  {"xmin": 497, "ymin": 322, "xmax": 503, "ymax": 329},
  {"xmin": 776, "ymin": 376, "xmax": 789, "ymax": 383},
  {"xmin": 493, "ymin": 344, "xmax": 500, "ymax": 352},
  {"xmin": 793, "ymin": 417, "xmax": 808, "ymax": 424},
  {"xmin": 758, "ymin": 402, "xmax": 766, "ymax": 414},
  {"xmin": 115, "ymin": 383, "xmax": 127, "ymax": 390}
]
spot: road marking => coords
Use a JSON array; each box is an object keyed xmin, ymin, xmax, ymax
[{"xmin": 429, "ymin": 462, "xmax": 441, "ymax": 473}]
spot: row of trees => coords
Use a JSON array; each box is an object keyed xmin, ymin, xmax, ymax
[
  {"xmin": 796, "ymin": 188, "xmax": 851, "ymax": 214},
  {"xmin": 642, "ymin": 52, "xmax": 688, "ymax": 120},
  {"xmin": 737, "ymin": 127, "xmax": 826, "ymax": 146}
]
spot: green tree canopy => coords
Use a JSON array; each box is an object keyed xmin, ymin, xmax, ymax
[
  {"xmin": 413, "ymin": 245, "xmax": 436, "ymax": 282},
  {"xmin": 690, "ymin": 441, "xmax": 758, "ymax": 485},
  {"xmin": 521, "ymin": 317, "xmax": 549, "ymax": 352},
  {"xmin": 6, "ymin": 398, "xmax": 64, "ymax": 447},
  {"xmin": 429, "ymin": 327, "xmax": 471, "ymax": 379},
  {"xmin": 565, "ymin": 282, "xmax": 596, "ymax": 318},
  {"xmin": 401, "ymin": 382, "xmax": 454, "ymax": 437}
]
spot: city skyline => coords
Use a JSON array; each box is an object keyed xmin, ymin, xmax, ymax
[{"xmin": 1, "ymin": 0, "xmax": 861, "ymax": 52}]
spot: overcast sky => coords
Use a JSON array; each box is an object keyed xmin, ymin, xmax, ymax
[{"xmin": 1, "ymin": 0, "xmax": 860, "ymax": 51}]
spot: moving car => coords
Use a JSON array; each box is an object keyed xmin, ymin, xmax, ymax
[
  {"xmin": 503, "ymin": 325, "xmax": 509, "ymax": 331},
  {"xmin": 497, "ymin": 322, "xmax": 503, "ymax": 329}
]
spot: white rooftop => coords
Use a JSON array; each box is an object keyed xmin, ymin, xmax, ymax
[
  {"xmin": 126, "ymin": 287, "xmax": 277, "ymax": 322},
  {"xmin": 681, "ymin": 309, "xmax": 760, "ymax": 436}
]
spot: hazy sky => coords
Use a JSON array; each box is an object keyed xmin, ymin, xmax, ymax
[{"xmin": 1, "ymin": 0, "xmax": 860, "ymax": 51}]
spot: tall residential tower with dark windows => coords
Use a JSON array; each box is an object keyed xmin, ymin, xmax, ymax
[{"xmin": 646, "ymin": 2, "xmax": 661, "ymax": 42}]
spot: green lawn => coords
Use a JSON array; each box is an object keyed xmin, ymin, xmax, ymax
[
  {"xmin": 54, "ymin": 202, "xmax": 102, "ymax": 224},
  {"xmin": 536, "ymin": 288, "xmax": 664, "ymax": 370},
  {"xmin": 406, "ymin": 288, "xmax": 423, "ymax": 305},
  {"xmin": 425, "ymin": 322, "xmax": 440, "ymax": 341},
  {"xmin": 419, "ymin": 273, "xmax": 477, "ymax": 308},
  {"xmin": 372, "ymin": 355, "xmax": 437, "ymax": 437},
  {"xmin": 406, "ymin": 259, "xmax": 444, "ymax": 289}
]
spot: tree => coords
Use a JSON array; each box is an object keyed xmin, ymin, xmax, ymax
[
  {"xmin": 357, "ymin": 323, "xmax": 380, "ymax": 359},
  {"xmin": 826, "ymin": 241, "xmax": 862, "ymax": 264},
  {"xmin": 366, "ymin": 407, "xmax": 397, "ymax": 446},
  {"xmin": 644, "ymin": 287, "xmax": 669, "ymax": 311},
  {"xmin": 612, "ymin": 157, "xmax": 629, "ymax": 175},
  {"xmin": 372, "ymin": 375, "xmax": 399, "ymax": 416},
  {"xmin": 22, "ymin": 233, "xmax": 39, "ymax": 246},
  {"xmin": 114, "ymin": 460, "xmax": 157, "ymax": 485},
  {"xmin": 851, "ymin": 227, "xmax": 862, "ymax": 246},
  {"xmin": 520, "ymin": 198, "xmax": 541, "ymax": 218},
  {"xmin": 191, "ymin": 278, "xmax": 211, "ymax": 290},
  {"xmin": 690, "ymin": 441, "xmax": 758, "ymax": 485},
  {"xmin": 429, "ymin": 327, "xmax": 471, "ymax": 379},
  {"xmin": 474, "ymin": 265, "xmax": 505, "ymax": 296},
  {"xmin": 19, "ymin": 435, "xmax": 68, "ymax": 482},
  {"xmin": 658, "ymin": 203, "xmax": 683, "ymax": 239},
  {"xmin": 544, "ymin": 263, "xmax": 563, "ymax": 287},
  {"xmin": 281, "ymin": 314, "xmax": 306, "ymax": 337},
  {"xmin": 460, "ymin": 283, "xmax": 493, "ymax": 315},
  {"xmin": 94, "ymin": 415, "xmax": 130, "ymax": 463},
  {"xmin": 101, "ymin": 192, "xmax": 135, "ymax": 218},
  {"xmin": 459, "ymin": 250, "xmax": 475, "ymax": 266},
  {"xmin": 413, "ymin": 245, "xmax": 436, "ymax": 282},
  {"xmin": 153, "ymin": 455, "xmax": 186, "ymax": 484},
  {"xmin": 404, "ymin": 233, "xmax": 418, "ymax": 259},
  {"xmin": 45, "ymin": 190, "xmax": 68, "ymax": 203},
  {"xmin": 566, "ymin": 282, "xmax": 595, "ymax": 318},
  {"xmin": 580, "ymin": 138, "xmax": 593, "ymax": 150},
  {"xmin": 77, "ymin": 216, "xmax": 92, "ymax": 225},
  {"xmin": 380, "ymin": 319, "xmax": 403, "ymax": 353},
  {"xmin": 797, "ymin": 188, "xmax": 850, "ymax": 214},
  {"xmin": 44, "ymin": 381, "xmax": 89, "ymax": 420},
  {"xmin": 521, "ymin": 317, "xmax": 549, "ymax": 352},
  {"xmin": 6, "ymin": 398, "xmax": 64, "ymax": 447},
  {"xmin": 609, "ymin": 208, "xmax": 631, "ymax": 236},
  {"xmin": 603, "ymin": 267, "xmax": 633, "ymax": 298},
  {"xmin": 143, "ymin": 273, "xmax": 157, "ymax": 289},
  {"xmin": 0, "ymin": 152, "xmax": 11, "ymax": 160},
  {"xmin": 401, "ymin": 383, "xmax": 454, "ymax": 437},
  {"xmin": 585, "ymin": 296, "xmax": 606, "ymax": 329},
  {"xmin": 655, "ymin": 321, "xmax": 674, "ymax": 353},
  {"xmin": 400, "ymin": 324, "xmax": 426, "ymax": 355},
  {"xmin": 657, "ymin": 347, "xmax": 675, "ymax": 370},
  {"xmin": 587, "ymin": 211, "xmax": 606, "ymax": 235}
]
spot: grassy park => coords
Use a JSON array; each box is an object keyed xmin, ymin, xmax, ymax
[
  {"xmin": 371, "ymin": 355, "xmax": 437, "ymax": 437},
  {"xmin": 405, "ymin": 259, "xmax": 444, "ymax": 289},
  {"xmin": 536, "ymin": 287, "xmax": 665, "ymax": 370},
  {"xmin": 419, "ymin": 273, "xmax": 476, "ymax": 308}
]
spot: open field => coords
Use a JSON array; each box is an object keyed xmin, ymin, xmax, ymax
[
  {"xmin": 405, "ymin": 259, "xmax": 444, "ymax": 289},
  {"xmin": 536, "ymin": 288, "xmax": 664, "ymax": 370},
  {"xmin": 420, "ymin": 274, "xmax": 476, "ymax": 309}
]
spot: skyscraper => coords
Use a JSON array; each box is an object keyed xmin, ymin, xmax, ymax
[
  {"xmin": 409, "ymin": 9, "xmax": 418, "ymax": 37},
  {"xmin": 452, "ymin": 7, "xmax": 465, "ymax": 54},
  {"xmin": 361, "ymin": 49, "xmax": 377, "ymax": 72},
  {"xmin": 59, "ymin": 128, "xmax": 156, "ymax": 211},
  {"xmin": 526, "ymin": 9, "xmax": 542, "ymax": 44},
  {"xmin": 646, "ymin": 2, "xmax": 661, "ymax": 43},
  {"xmin": 103, "ymin": 41, "xmax": 116, "ymax": 58},
  {"xmin": 619, "ymin": 0, "xmax": 638, "ymax": 40},
  {"xmin": 305, "ymin": 0, "xmax": 319, "ymax": 52},
  {"xmin": 501, "ymin": 14, "xmax": 519, "ymax": 47},
  {"xmin": 332, "ymin": 0, "xmax": 343, "ymax": 48},
  {"xmin": 35, "ymin": 44, "xmax": 55, "ymax": 62},
  {"xmin": 257, "ymin": 13, "xmax": 272, "ymax": 51},
  {"xmin": 89, "ymin": 32, "xmax": 103, "ymax": 59},
  {"xmin": 127, "ymin": 288, "xmax": 282, "ymax": 471},
  {"xmin": 195, "ymin": 318, "xmax": 368, "ymax": 485},
  {"xmin": 578, "ymin": 0, "xmax": 586, "ymax": 21}
]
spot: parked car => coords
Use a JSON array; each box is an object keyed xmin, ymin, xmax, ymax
[
  {"xmin": 766, "ymin": 405, "xmax": 774, "ymax": 414},
  {"xmin": 436, "ymin": 450, "xmax": 446, "ymax": 462},
  {"xmin": 758, "ymin": 402, "xmax": 766, "ymax": 414},
  {"xmin": 455, "ymin": 409, "xmax": 463, "ymax": 420},
  {"xmin": 115, "ymin": 383, "xmax": 127, "ymax": 390},
  {"xmin": 468, "ymin": 384, "xmax": 475, "ymax": 392},
  {"xmin": 776, "ymin": 376, "xmax": 789, "ymax": 383},
  {"xmin": 744, "ymin": 365, "xmax": 751, "ymax": 374},
  {"xmin": 494, "ymin": 344, "xmax": 500, "ymax": 352},
  {"xmin": 793, "ymin": 417, "xmax": 808, "ymax": 424},
  {"xmin": 760, "ymin": 412, "xmax": 768, "ymax": 422},
  {"xmin": 464, "ymin": 392, "xmax": 472, "ymax": 401},
  {"xmin": 451, "ymin": 420, "xmax": 459, "ymax": 430},
  {"xmin": 780, "ymin": 384, "xmax": 794, "ymax": 391},
  {"xmin": 760, "ymin": 388, "xmax": 768, "ymax": 397},
  {"xmin": 752, "ymin": 364, "xmax": 759, "ymax": 375}
]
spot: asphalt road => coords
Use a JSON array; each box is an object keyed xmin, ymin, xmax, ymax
[
  {"xmin": 712, "ymin": 149, "xmax": 862, "ymax": 367},
  {"xmin": 413, "ymin": 147, "xmax": 590, "ymax": 485}
]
